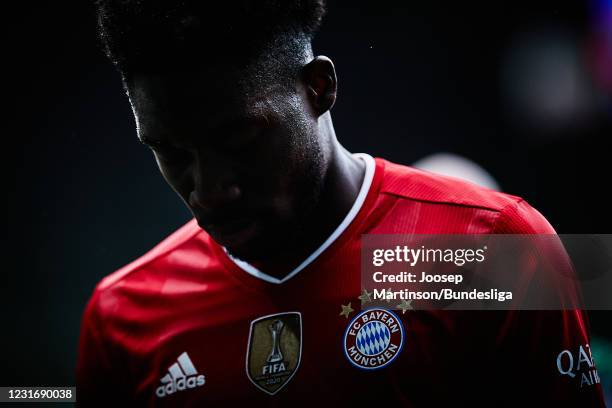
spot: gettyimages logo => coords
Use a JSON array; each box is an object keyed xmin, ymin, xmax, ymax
[
  {"xmin": 155, "ymin": 352, "xmax": 206, "ymax": 398},
  {"xmin": 556, "ymin": 343, "xmax": 601, "ymax": 388}
]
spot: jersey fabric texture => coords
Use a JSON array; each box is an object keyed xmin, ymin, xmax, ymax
[{"xmin": 76, "ymin": 155, "xmax": 606, "ymax": 407}]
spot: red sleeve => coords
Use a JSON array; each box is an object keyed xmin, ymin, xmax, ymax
[
  {"xmin": 76, "ymin": 287, "xmax": 132, "ymax": 407},
  {"xmin": 490, "ymin": 199, "xmax": 606, "ymax": 406},
  {"xmin": 493, "ymin": 198, "xmax": 558, "ymax": 234}
]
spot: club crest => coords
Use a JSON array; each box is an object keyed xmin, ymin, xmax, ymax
[
  {"xmin": 246, "ymin": 312, "xmax": 302, "ymax": 395},
  {"xmin": 343, "ymin": 308, "xmax": 404, "ymax": 370}
]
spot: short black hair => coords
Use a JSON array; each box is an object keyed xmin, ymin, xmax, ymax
[{"xmin": 95, "ymin": 0, "xmax": 327, "ymax": 82}]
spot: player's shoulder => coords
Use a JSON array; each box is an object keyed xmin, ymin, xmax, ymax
[
  {"xmin": 95, "ymin": 219, "xmax": 205, "ymax": 293},
  {"xmin": 378, "ymin": 158, "xmax": 518, "ymax": 211},
  {"xmin": 376, "ymin": 157, "xmax": 555, "ymax": 233},
  {"xmin": 84, "ymin": 218, "xmax": 212, "ymax": 321}
]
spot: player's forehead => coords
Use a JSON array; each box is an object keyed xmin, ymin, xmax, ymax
[
  {"xmin": 128, "ymin": 69, "xmax": 284, "ymax": 143},
  {"xmin": 129, "ymin": 69, "xmax": 267, "ymax": 117}
]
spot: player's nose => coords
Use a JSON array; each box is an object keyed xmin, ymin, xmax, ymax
[
  {"xmin": 187, "ymin": 153, "xmax": 242, "ymax": 211},
  {"xmin": 188, "ymin": 184, "xmax": 242, "ymax": 212}
]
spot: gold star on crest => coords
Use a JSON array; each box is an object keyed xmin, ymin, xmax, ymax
[
  {"xmin": 397, "ymin": 299, "xmax": 413, "ymax": 314},
  {"xmin": 339, "ymin": 302, "xmax": 354, "ymax": 319},
  {"xmin": 358, "ymin": 289, "xmax": 372, "ymax": 305}
]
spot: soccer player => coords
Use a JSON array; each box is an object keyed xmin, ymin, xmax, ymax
[{"xmin": 77, "ymin": 1, "xmax": 606, "ymax": 406}]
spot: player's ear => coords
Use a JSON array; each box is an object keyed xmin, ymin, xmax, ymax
[{"xmin": 302, "ymin": 56, "xmax": 337, "ymax": 116}]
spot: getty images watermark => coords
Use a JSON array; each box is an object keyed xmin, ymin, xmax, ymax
[{"xmin": 361, "ymin": 234, "xmax": 612, "ymax": 310}]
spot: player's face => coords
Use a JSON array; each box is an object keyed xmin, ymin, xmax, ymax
[{"xmin": 127, "ymin": 69, "xmax": 327, "ymax": 261}]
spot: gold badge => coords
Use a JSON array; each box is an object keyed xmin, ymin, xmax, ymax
[{"xmin": 246, "ymin": 312, "xmax": 302, "ymax": 395}]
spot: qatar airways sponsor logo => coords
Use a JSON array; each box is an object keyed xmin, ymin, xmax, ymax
[
  {"xmin": 556, "ymin": 343, "xmax": 600, "ymax": 388},
  {"xmin": 156, "ymin": 352, "xmax": 206, "ymax": 398}
]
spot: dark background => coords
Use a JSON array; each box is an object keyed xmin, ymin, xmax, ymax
[{"xmin": 4, "ymin": 0, "xmax": 612, "ymax": 402}]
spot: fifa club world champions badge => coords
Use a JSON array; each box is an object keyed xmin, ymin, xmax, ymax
[
  {"xmin": 246, "ymin": 312, "xmax": 302, "ymax": 395},
  {"xmin": 344, "ymin": 308, "xmax": 405, "ymax": 370}
]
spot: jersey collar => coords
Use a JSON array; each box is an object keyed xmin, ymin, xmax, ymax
[{"xmin": 221, "ymin": 153, "xmax": 376, "ymax": 285}]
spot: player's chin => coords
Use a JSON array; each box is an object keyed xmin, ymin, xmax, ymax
[
  {"xmin": 221, "ymin": 228, "xmax": 281, "ymax": 263},
  {"xmin": 206, "ymin": 219, "xmax": 259, "ymax": 250}
]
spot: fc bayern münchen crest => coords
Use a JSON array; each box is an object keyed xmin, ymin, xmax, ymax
[
  {"xmin": 246, "ymin": 312, "xmax": 302, "ymax": 395},
  {"xmin": 343, "ymin": 308, "xmax": 405, "ymax": 370}
]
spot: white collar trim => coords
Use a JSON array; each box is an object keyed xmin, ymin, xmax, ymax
[{"xmin": 224, "ymin": 153, "xmax": 376, "ymax": 284}]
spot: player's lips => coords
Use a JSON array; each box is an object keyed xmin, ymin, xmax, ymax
[{"xmin": 199, "ymin": 217, "xmax": 258, "ymax": 247}]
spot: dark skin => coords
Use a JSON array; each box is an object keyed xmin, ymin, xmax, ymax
[{"xmin": 127, "ymin": 54, "xmax": 365, "ymax": 278}]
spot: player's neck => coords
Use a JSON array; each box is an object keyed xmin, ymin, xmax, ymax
[{"xmin": 251, "ymin": 119, "xmax": 366, "ymax": 278}]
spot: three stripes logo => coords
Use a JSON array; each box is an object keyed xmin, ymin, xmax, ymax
[{"xmin": 155, "ymin": 352, "xmax": 206, "ymax": 398}]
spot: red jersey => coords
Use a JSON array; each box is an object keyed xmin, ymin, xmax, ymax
[{"xmin": 76, "ymin": 155, "xmax": 605, "ymax": 406}]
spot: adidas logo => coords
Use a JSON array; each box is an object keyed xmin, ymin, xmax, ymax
[{"xmin": 155, "ymin": 352, "xmax": 206, "ymax": 398}]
